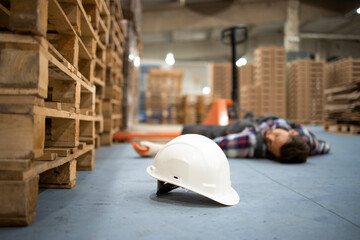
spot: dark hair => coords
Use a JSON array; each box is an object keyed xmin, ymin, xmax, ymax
[{"xmin": 278, "ymin": 135, "xmax": 310, "ymax": 164}]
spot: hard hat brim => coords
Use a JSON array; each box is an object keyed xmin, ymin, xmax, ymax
[{"xmin": 147, "ymin": 165, "xmax": 240, "ymax": 206}]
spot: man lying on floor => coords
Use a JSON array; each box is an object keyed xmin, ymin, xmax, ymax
[{"xmin": 132, "ymin": 114, "xmax": 330, "ymax": 164}]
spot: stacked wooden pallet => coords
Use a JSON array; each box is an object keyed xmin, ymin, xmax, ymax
[
  {"xmin": 288, "ymin": 59, "xmax": 325, "ymax": 124},
  {"xmin": 100, "ymin": 0, "xmax": 125, "ymax": 145},
  {"xmin": 238, "ymin": 63, "xmax": 257, "ymax": 118},
  {"xmin": 181, "ymin": 95, "xmax": 197, "ymax": 124},
  {"xmin": 323, "ymin": 58, "xmax": 360, "ymax": 134},
  {"xmin": 180, "ymin": 95, "xmax": 211, "ymax": 124},
  {"xmin": 0, "ymin": 0, "xmax": 104, "ymax": 226},
  {"xmin": 254, "ymin": 46, "xmax": 287, "ymax": 118},
  {"xmin": 146, "ymin": 69, "xmax": 183, "ymax": 124},
  {"xmin": 88, "ymin": 0, "xmax": 111, "ymax": 148},
  {"xmin": 209, "ymin": 62, "xmax": 232, "ymax": 101},
  {"xmin": 196, "ymin": 95, "xmax": 211, "ymax": 123}
]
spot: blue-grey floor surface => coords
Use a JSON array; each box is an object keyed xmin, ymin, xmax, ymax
[{"xmin": 1, "ymin": 126, "xmax": 360, "ymax": 240}]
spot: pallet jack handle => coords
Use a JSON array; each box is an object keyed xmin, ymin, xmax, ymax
[{"xmin": 221, "ymin": 25, "xmax": 248, "ymax": 119}]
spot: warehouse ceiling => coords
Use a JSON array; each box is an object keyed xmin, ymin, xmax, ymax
[{"xmin": 139, "ymin": 0, "xmax": 360, "ymax": 62}]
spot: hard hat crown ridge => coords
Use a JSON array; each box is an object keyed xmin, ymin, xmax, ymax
[{"xmin": 146, "ymin": 134, "xmax": 240, "ymax": 206}]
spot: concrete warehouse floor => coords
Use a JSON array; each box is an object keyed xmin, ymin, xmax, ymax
[{"xmin": 0, "ymin": 126, "xmax": 359, "ymax": 240}]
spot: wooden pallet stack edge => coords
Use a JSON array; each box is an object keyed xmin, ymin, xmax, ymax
[
  {"xmin": 323, "ymin": 83, "xmax": 360, "ymax": 135},
  {"xmin": 100, "ymin": 0, "xmax": 125, "ymax": 145},
  {"xmin": 85, "ymin": 0, "xmax": 111, "ymax": 148},
  {"xmin": 0, "ymin": 0, "xmax": 100, "ymax": 226},
  {"xmin": 323, "ymin": 57, "xmax": 360, "ymax": 135},
  {"xmin": 180, "ymin": 94, "xmax": 211, "ymax": 124}
]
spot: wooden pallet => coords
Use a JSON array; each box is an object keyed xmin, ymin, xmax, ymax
[
  {"xmin": 0, "ymin": 143, "xmax": 95, "ymax": 226},
  {"xmin": 325, "ymin": 57, "xmax": 360, "ymax": 88},
  {"xmin": 323, "ymin": 122, "xmax": 360, "ymax": 135},
  {"xmin": 324, "ymin": 82, "xmax": 360, "ymax": 123},
  {"xmin": 0, "ymin": 97, "xmax": 97, "ymax": 226}
]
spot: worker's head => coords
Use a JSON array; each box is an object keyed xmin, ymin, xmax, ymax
[{"xmin": 265, "ymin": 128, "xmax": 309, "ymax": 163}]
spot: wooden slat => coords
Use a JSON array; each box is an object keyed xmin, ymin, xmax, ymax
[
  {"xmin": 48, "ymin": 0, "xmax": 76, "ymax": 35},
  {"xmin": 0, "ymin": 3, "xmax": 9, "ymax": 28},
  {"xmin": 35, "ymin": 152, "xmax": 58, "ymax": 161}
]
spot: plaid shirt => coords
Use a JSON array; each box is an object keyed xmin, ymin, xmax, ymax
[{"xmin": 213, "ymin": 118, "xmax": 330, "ymax": 158}]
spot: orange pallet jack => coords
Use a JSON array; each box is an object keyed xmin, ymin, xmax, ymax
[{"xmin": 113, "ymin": 25, "xmax": 248, "ymax": 142}]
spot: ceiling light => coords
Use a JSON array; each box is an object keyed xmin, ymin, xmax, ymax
[
  {"xmin": 236, "ymin": 57, "xmax": 247, "ymax": 67},
  {"xmin": 357, "ymin": 7, "xmax": 360, "ymax": 14},
  {"xmin": 134, "ymin": 56, "xmax": 141, "ymax": 67},
  {"xmin": 202, "ymin": 86, "xmax": 211, "ymax": 95},
  {"xmin": 165, "ymin": 52, "xmax": 175, "ymax": 66}
]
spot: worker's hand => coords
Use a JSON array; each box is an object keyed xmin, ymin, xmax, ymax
[{"xmin": 132, "ymin": 141, "xmax": 164, "ymax": 157}]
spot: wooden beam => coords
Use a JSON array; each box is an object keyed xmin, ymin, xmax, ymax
[
  {"xmin": 300, "ymin": 33, "xmax": 360, "ymax": 40},
  {"xmin": 10, "ymin": 0, "xmax": 48, "ymax": 36}
]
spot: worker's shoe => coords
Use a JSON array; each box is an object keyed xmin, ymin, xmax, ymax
[{"xmin": 132, "ymin": 141, "xmax": 164, "ymax": 157}]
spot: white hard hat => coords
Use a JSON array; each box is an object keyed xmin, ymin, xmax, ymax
[{"xmin": 146, "ymin": 134, "xmax": 240, "ymax": 206}]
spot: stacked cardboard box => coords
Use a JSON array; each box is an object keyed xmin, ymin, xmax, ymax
[
  {"xmin": 254, "ymin": 46, "xmax": 287, "ymax": 118},
  {"xmin": 323, "ymin": 57, "xmax": 360, "ymax": 134},
  {"xmin": 288, "ymin": 59, "xmax": 325, "ymax": 124}
]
